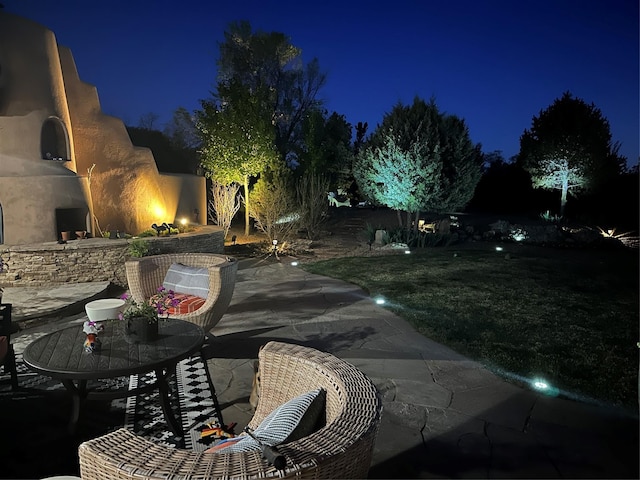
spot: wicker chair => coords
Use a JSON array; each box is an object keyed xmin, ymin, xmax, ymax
[
  {"xmin": 124, "ymin": 253, "xmax": 238, "ymax": 334},
  {"xmin": 78, "ymin": 341, "xmax": 383, "ymax": 479}
]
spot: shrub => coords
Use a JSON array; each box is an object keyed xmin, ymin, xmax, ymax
[
  {"xmin": 129, "ymin": 239, "xmax": 150, "ymax": 258},
  {"xmin": 138, "ymin": 229, "xmax": 157, "ymax": 238},
  {"xmin": 540, "ymin": 210, "xmax": 563, "ymax": 223}
]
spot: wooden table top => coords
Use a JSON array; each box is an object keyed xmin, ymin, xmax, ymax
[{"xmin": 22, "ymin": 318, "xmax": 204, "ymax": 380}]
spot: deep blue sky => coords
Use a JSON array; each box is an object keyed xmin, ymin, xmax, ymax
[{"xmin": 6, "ymin": 0, "xmax": 639, "ymax": 166}]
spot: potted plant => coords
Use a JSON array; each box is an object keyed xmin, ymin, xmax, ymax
[{"xmin": 119, "ymin": 287, "xmax": 180, "ymax": 342}]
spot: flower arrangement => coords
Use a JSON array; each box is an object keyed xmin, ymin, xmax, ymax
[{"xmin": 119, "ymin": 287, "xmax": 181, "ymax": 324}]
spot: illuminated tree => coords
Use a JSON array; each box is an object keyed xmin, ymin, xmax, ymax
[
  {"xmin": 196, "ymin": 82, "xmax": 278, "ymax": 235},
  {"xmin": 517, "ymin": 92, "xmax": 626, "ymax": 215},
  {"xmin": 355, "ymin": 98, "xmax": 482, "ymax": 227},
  {"xmin": 198, "ymin": 21, "xmax": 326, "ymax": 234},
  {"xmin": 354, "ymin": 131, "xmax": 441, "ymax": 226},
  {"xmin": 208, "ymin": 181, "xmax": 242, "ymax": 239}
]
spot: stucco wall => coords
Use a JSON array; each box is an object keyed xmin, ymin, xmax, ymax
[
  {"xmin": 0, "ymin": 226, "xmax": 225, "ymax": 288},
  {"xmin": 157, "ymin": 173, "xmax": 208, "ymax": 225},
  {"xmin": 0, "ymin": 12, "xmax": 76, "ymax": 171},
  {"xmin": 0, "ymin": 12, "xmax": 207, "ymax": 245},
  {"xmin": 0, "ymin": 165, "xmax": 90, "ymax": 244}
]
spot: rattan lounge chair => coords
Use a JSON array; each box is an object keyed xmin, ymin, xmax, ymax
[
  {"xmin": 78, "ymin": 341, "xmax": 383, "ymax": 479},
  {"xmin": 124, "ymin": 253, "xmax": 238, "ymax": 334}
]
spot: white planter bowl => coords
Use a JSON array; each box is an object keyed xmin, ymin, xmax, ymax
[{"xmin": 85, "ymin": 298, "xmax": 126, "ymax": 321}]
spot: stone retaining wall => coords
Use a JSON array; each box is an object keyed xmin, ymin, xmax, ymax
[{"xmin": 0, "ymin": 226, "xmax": 225, "ymax": 288}]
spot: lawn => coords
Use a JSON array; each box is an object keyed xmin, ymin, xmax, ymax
[{"xmin": 302, "ymin": 244, "xmax": 639, "ymax": 409}]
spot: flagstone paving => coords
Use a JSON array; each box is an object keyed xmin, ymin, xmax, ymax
[{"xmin": 6, "ymin": 257, "xmax": 639, "ymax": 479}]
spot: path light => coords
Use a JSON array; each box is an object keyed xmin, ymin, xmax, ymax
[
  {"xmin": 374, "ymin": 297, "xmax": 386, "ymax": 305},
  {"xmin": 495, "ymin": 246, "xmax": 504, "ymax": 252},
  {"xmin": 290, "ymin": 261, "xmax": 299, "ymax": 266},
  {"xmin": 531, "ymin": 377, "xmax": 560, "ymax": 397},
  {"xmin": 532, "ymin": 378, "xmax": 549, "ymax": 391},
  {"xmin": 404, "ymin": 250, "xmax": 411, "ymax": 254}
]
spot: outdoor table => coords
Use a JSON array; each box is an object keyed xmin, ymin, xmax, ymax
[{"xmin": 22, "ymin": 318, "xmax": 204, "ymax": 436}]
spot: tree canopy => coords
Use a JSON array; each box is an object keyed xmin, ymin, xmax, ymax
[
  {"xmin": 354, "ymin": 97, "xmax": 482, "ymax": 225},
  {"xmin": 517, "ymin": 92, "xmax": 626, "ymax": 214},
  {"xmin": 297, "ymin": 109, "xmax": 354, "ymax": 190},
  {"xmin": 196, "ymin": 21, "xmax": 326, "ymax": 234},
  {"xmin": 216, "ymin": 20, "xmax": 326, "ymax": 162}
]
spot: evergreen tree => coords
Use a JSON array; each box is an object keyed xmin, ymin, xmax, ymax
[{"xmin": 354, "ymin": 98, "xmax": 482, "ymax": 227}]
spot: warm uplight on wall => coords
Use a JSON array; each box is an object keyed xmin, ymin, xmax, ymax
[
  {"xmin": 180, "ymin": 218, "xmax": 187, "ymax": 225},
  {"xmin": 152, "ymin": 203, "xmax": 166, "ymax": 221}
]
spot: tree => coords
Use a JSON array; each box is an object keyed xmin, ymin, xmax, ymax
[
  {"xmin": 297, "ymin": 109, "xmax": 354, "ymax": 190},
  {"xmin": 208, "ymin": 181, "xmax": 242, "ymax": 239},
  {"xmin": 468, "ymin": 151, "xmax": 535, "ymax": 214},
  {"xmin": 248, "ymin": 165, "xmax": 299, "ymax": 244},
  {"xmin": 196, "ymin": 82, "xmax": 278, "ymax": 235},
  {"xmin": 127, "ymin": 123, "xmax": 198, "ymax": 174},
  {"xmin": 164, "ymin": 107, "xmax": 200, "ymax": 151},
  {"xmin": 354, "ymin": 98, "xmax": 482, "ymax": 227},
  {"xmin": 216, "ymin": 21, "xmax": 326, "ymax": 162},
  {"xmin": 296, "ymin": 171, "xmax": 330, "ymax": 240},
  {"xmin": 198, "ymin": 21, "xmax": 326, "ymax": 235},
  {"xmin": 354, "ymin": 131, "xmax": 440, "ymax": 227},
  {"xmin": 517, "ymin": 92, "xmax": 626, "ymax": 216}
]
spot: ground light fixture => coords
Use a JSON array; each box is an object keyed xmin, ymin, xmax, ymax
[
  {"xmin": 404, "ymin": 250, "xmax": 411, "ymax": 254},
  {"xmin": 532, "ymin": 378, "xmax": 549, "ymax": 391},
  {"xmin": 180, "ymin": 218, "xmax": 187, "ymax": 226},
  {"xmin": 495, "ymin": 246, "xmax": 504, "ymax": 252},
  {"xmin": 530, "ymin": 377, "xmax": 560, "ymax": 397},
  {"xmin": 374, "ymin": 297, "xmax": 386, "ymax": 305},
  {"xmin": 290, "ymin": 261, "xmax": 298, "ymax": 266}
]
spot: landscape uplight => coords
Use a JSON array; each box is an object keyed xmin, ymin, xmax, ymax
[
  {"xmin": 374, "ymin": 297, "xmax": 386, "ymax": 305},
  {"xmin": 495, "ymin": 246, "xmax": 504, "ymax": 252},
  {"xmin": 180, "ymin": 218, "xmax": 187, "ymax": 225},
  {"xmin": 290, "ymin": 261, "xmax": 299, "ymax": 266}
]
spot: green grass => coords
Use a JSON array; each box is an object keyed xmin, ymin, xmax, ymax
[{"xmin": 302, "ymin": 246, "xmax": 639, "ymax": 409}]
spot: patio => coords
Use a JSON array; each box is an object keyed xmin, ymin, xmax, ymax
[{"xmin": 1, "ymin": 256, "xmax": 638, "ymax": 479}]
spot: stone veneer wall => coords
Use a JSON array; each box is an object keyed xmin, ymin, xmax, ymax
[{"xmin": 0, "ymin": 227, "xmax": 225, "ymax": 288}]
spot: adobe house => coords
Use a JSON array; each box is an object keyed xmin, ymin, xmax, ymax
[{"xmin": 0, "ymin": 11, "xmax": 206, "ymax": 245}]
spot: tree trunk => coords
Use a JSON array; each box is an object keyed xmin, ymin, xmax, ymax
[
  {"xmin": 414, "ymin": 211, "xmax": 421, "ymax": 232},
  {"xmin": 244, "ymin": 176, "xmax": 250, "ymax": 236},
  {"xmin": 560, "ymin": 178, "xmax": 568, "ymax": 217},
  {"xmin": 406, "ymin": 211, "xmax": 412, "ymax": 231},
  {"xmin": 396, "ymin": 210, "xmax": 403, "ymax": 227}
]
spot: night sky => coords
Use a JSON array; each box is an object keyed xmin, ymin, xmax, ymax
[{"xmin": 5, "ymin": 0, "xmax": 639, "ymax": 166}]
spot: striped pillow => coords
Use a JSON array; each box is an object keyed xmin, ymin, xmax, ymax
[
  {"xmin": 162, "ymin": 263, "xmax": 209, "ymax": 299},
  {"xmin": 215, "ymin": 388, "xmax": 326, "ymax": 454}
]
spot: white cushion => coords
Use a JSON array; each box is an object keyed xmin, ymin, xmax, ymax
[
  {"xmin": 219, "ymin": 388, "xmax": 326, "ymax": 453},
  {"xmin": 162, "ymin": 263, "xmax": 209, "ymax": 299}
]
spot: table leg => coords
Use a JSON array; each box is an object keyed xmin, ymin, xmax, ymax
[
  {"xmin": 62, "ymin": 379, "xmax": 87, "ymax": 434},
  {"xmin": 200, "ymin": 348, "xmax": 224, "ymax": 424},
  {"xmin": 155, "ymin": 368, "xmax": 183, "ymax": 437}
]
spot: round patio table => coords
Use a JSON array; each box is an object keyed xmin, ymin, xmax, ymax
[{"xmin": 22, "ymin": 318, "xmax": 204, "ymax": 436}]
